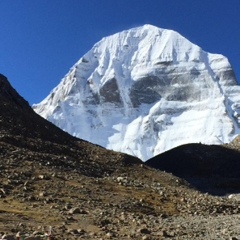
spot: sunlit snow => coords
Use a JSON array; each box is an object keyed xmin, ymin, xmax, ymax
[{"xmin": 33, "ymin": 25, "xmax": 240, "ymax": 161}]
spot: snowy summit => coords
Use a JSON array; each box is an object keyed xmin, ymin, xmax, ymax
[{"xmin": 34, "ymin": 24, "xmax": 240, "ymax": 161}]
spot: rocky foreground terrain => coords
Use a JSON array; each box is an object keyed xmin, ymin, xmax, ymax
[{"xmin": 1, "ymin": 73, "xmax": 240, "ymax": 239}]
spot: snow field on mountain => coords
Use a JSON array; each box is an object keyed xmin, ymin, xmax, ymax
[{"xmin": 34, "ymin": 25, "xmax": 240, "ymax": 161}]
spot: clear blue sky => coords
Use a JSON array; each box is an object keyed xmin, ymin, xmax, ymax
[{"xmin": 0, "ymin": 0, "xmax": 239, "ymax": 104}]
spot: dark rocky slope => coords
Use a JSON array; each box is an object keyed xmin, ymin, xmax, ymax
[
  {"xmin": 0, "ymin": 73, "xmax": 140, "ymax": 177},
  {"xmin": 146, "ymin": 143, "xmax": 240, "ymax": 195}
]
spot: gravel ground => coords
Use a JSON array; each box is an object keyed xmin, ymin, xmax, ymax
[{"xmin": 157, "ymin": 214, "xmax": 240, "ymax": 240}]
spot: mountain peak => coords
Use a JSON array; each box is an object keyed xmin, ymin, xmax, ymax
[
  {"xmin": 126, "ymin": 24, "xmax": 164, "ymax": 33},
  {"xmin": 34, "ymin": 25, "xmax": 240, "ymax": 161}
]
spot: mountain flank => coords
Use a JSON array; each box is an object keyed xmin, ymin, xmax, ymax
[
  {"xmin": 0, "ymin": 73, "xmax": 140, "ymax": 176},
  {"xmin": 146, "ymin": 143, "xmax": 240, "ymax": 195}
]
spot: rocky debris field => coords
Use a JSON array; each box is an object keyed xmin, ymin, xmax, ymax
[{"xmin": 1, "ymin": 142, "xmax": 240, "ymax": 240}]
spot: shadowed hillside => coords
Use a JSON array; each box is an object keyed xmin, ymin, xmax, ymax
[
  {"xmin": 0, "ymin": 73, "xmax": 141, "ymax": 176},
  {"xmin": 146, "ymin": 143, "xmax": 240, "ymax": 195}
]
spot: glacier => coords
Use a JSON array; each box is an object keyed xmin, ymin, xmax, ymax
[{"xmin": 33, "ymin": 24, "xmax": 240, "ymax": 161}]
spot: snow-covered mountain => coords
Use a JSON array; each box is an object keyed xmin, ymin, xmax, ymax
[{"xmin": 33, "ymin": 24, "xmax": 240, "ymax": 161}]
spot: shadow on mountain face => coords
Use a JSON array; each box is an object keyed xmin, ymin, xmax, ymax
[{"xmin": 146, "ymin": 143, "xmax": 240, "ymax": 196}]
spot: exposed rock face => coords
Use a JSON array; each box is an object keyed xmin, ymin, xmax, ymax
[{"xmin": 33, "ymin": 24, "xmax": 240, "ymax": 161}]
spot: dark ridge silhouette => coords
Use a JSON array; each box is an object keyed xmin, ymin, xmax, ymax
[
  {"xmin": 0, "ymin": 73, "xmax": 30, "ymax": 109},
  {"xmin": 0, "ymin": 73, "xmax": 141, "ymax": 176},
  {"xmin": 146, "ymin": 143, "xmax": 240, "ymax": 195},
  {"xmin": 0, "ymin": 73, "xmax": 74, "ymax": 142}
]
